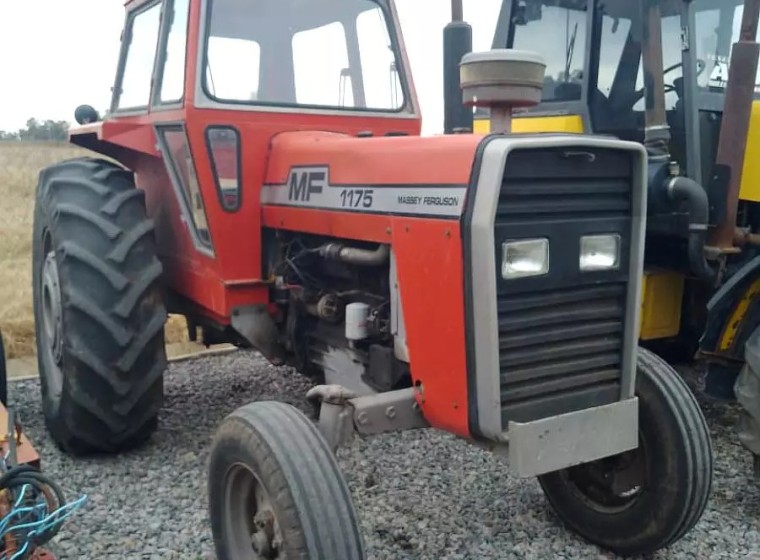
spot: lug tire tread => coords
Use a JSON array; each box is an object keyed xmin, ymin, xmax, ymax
[{"xmin": 33, "ymin": 157, "xmax": 166, "ymax": 455}]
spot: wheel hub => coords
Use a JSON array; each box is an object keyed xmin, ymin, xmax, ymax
[
  {"xmin": 224, "ymin": 464, "xmax": 284, "ymax": 559},
  {"xmin": 41, "ymin": 249, "xmax": 63, "ymax": 365},
  {"xmin": 251, "ymin": 511, "xmax": 279, "ymax": 557},
  {"xmin": 564, "ymin": 433, "xmax": 648, "ymax": 513}
]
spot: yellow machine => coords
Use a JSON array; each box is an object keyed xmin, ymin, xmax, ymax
[{"xmin": 445, "ymin": 0, "xmax": 760, "ymax": 468}]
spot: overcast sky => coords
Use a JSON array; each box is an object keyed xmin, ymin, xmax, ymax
[{"xmin": 0, "ymin": 0, "xmax": 504, "ymax": 135}]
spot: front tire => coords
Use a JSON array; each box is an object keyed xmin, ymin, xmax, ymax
[
  {"xmin": 538, "ymin": 347, "xmax": 712, "ymax": 556},
  {"xmin": 208, "ymin": 401, "xmax": 365, "ymax": 560},
  {"xmin": 32, "ymin": 157, "xmax": 167, "ymax": 455}
]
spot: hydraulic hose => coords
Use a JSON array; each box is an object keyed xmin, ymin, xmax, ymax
[
  {"xmin": 318, "ymin": 243, "xmax": 390, "ymax": 267},
  {"xmin": 667, "ymin": 176, "xmax": 719, "ymax": 285}
]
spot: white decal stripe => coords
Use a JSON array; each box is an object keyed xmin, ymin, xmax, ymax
[{"xmin": 261, "ymin": 184, "xmax": 468, "ymax": 217}]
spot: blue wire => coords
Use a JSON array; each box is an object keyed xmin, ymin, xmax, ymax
[
  {"xmin": 12, "ymin": 485, "xmax": 29, "ymax": 509},
  {"xmin": 0, "ymin": 504, "xmax": 47, "ymax": 534},
  {"xmin": 7, "ymin": 540, "xmax": 29, "ymax": 560},
  {"xmin": 1, "ymin": 493, "xmax": 88, "ymax": 559},
  {"xmin": 2, "ymin": 495, "xmax": 88, "ymax": 535}
]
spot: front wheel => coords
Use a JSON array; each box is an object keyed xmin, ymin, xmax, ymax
[
  {"xmin": 538, "ymin": 347, "xmax": 712, "ymax": 556},
  {"xmin": 208, "ymin": 401, "xmax": 365, "ymax": 560}
]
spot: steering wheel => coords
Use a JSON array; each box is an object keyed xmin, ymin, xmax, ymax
[{"xmin": 630, "ymin": 58, "xmax": 706, "ymax": 106}]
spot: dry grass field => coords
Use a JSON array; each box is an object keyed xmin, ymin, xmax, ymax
[{"xmin": 0, "ymin": 141, "xmax": 187, "ymax": 359}]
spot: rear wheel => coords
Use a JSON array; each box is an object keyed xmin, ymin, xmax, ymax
[
  {"xmin": 735, "ymin": 325, "xmax": 760, "ymax": 472},
  {"xmin": 32, "ymin": 157, "xmax": 167, "ymax": 455},
  {"xmin": 208, "ymin": 401, "xmax": 365, "ymax": 560},
  {"xmin": 538, "ymin": 347, "xmax": 712, "ymax": 556}
]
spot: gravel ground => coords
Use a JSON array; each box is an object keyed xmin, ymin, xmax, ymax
[{"xmin": 7, "ymin": 349, "xmax": 760, "ymax": 560}]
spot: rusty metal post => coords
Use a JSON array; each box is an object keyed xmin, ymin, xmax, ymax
[
  {"xmin": 641, "ymin": 0, "xmax": 671, "ymax": 159},
  {"xmin": 709, "ymin": 0, "xmax": 760, "ymax": 249}
]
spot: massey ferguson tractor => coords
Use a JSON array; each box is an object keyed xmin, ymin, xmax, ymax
[
  {"xmin": 32, "ymin": 0, "xmax": 713, "ymax": 557},
  {"xmin": 467, "ymin": 0, "xmax": 760, "ymax": 473}
]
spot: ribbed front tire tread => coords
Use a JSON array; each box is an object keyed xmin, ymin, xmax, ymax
[{"xmin": 208, "ymin": 401, "xmax": 365, "ymax": 560}]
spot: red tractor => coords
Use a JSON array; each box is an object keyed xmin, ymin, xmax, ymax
[{"xmin": 33, "ymin": 0, "xmax": 712, "ymax": 557}]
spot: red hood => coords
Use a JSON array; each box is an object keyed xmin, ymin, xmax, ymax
[{"xmin": 264, "ymin": 130, "xmax": 483, "ymax": 187}]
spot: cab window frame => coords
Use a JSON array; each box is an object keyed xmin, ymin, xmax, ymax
[
  {"xmin": 691, "ymin": 0, "xmax": 760, "ymax": 113},
  {"xmin": 194, "ymin": 0, "xmax": 417, "ymax": 117},
  {"xmin": 501, "ymin": 0, "xmax": 595, "ymax": 121},
  {"xmin": 110, "ymin": 0, "xmax": 165, "ymax": 115},
  {"xmin": 151, "ymin": 0, "xmax": 193, "ymax": 109}
]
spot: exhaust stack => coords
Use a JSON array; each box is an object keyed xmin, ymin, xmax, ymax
[
  {"xmin": 459, "ymin": 49, "xmax": 546, "ymax": 134},
  {"xmin": 443, "ymin": 0, "xmax": 473, "ymax": 134}
]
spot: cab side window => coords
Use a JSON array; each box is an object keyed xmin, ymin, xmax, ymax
[
  {"xmin": 510, "ymin": 0, "xmax": 588, "ymax": 102},
  {"xmin": 157, "ymin": 0, "xmax": 191, "ymax": 104},
  {"xmin": 114, "ymin": 2, "xmax": 162, "ymax": 111}
]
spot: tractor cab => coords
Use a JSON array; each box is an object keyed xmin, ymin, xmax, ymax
[
  {"xmin": 482, "ymin": 0, "xmax": 760, "ymax": 184},
  {"xmin": 70, "ymin": 0, "xmax": 429, "ymax": 324},
  {"xmin": 110, "ymin": 0, "xmax": 413, "ymax": 117}
]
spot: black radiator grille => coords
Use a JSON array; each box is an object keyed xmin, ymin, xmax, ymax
[
  {"xmin": 498, "ymin": 285, "xmax": 626, "ymax": 424},
  {"xmin": 494, "ymin": 147, "xmax": 633, "ymax": 426},
  {"xmin": 495, "ymin": 177, "xmax": 632, "ymax": 223}
]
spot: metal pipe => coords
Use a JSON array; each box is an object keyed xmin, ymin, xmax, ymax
[
  {"xmin": 708, "ymin": 0, "xmax": 760, "ymax": 249},
  {"xmin": 490, "ymin": 107, "xmax": 513, "ymax": 134},
  {"xmin": 451, "ymin": 0, "xmax": 463, "ymax": 23},
  {"xmin": 443, "ymin": 8, "xmax": 473, "ymax": 134},
  {"xmin": 319, "ymin": 243, "xmax": 391, "ymax": 267},
  {"xmin": 667, "ymin": 176, "xmax": 720, "ymax": 285}
]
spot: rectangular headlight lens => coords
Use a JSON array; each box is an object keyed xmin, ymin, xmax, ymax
[
  {"xmin": 580, "ymin": 234, "xmax": 621, "ymax": 271},
  {"xmin": 502, "ymin": 239, "xmax": 549, "ymax": 279}
]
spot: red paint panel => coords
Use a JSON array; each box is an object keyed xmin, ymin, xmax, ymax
[
  {"xmin": 391, "ymin": 218, "xmax": 470, "ymax": 438},
  {"xmin": 266, "ymin": 131, "xmax": 482, "ymax": 186}
]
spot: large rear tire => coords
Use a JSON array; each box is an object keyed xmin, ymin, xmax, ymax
[
  {"xmin": 735, "ymin": 325, "xmax": 760, "ymax": 467},
  {"xmin": 208, "ymin": 401, "xmax": 365, "ymax": 560},
  {"xmin": 32, "ymin": 157, "xmax": 167, "ymax": 455},
  {"xmin": 538, "ymin": 347, "xmax": 712, "ymax": 556}
]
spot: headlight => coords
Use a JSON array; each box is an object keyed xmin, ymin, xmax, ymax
[
  {"xmin": 502, "ymin": 238, "xmax": 549, "ymax": 279},
  {"xmin": 580, "ymin": 234, "xmax": 621, "ymax": 271}
]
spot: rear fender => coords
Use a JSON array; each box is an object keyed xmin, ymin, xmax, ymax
[
  {"xmin": 700, "ymin": 254, "xmax": 760, "ymax": 363},
  {"xmin": 69, "ymin": 121, "xmax": 159, "ymax": 168}
]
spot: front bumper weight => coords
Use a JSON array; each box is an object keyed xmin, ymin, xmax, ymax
[{"xmin": 508, "ymin": 397, "xmax": 639, "ymax": 478}]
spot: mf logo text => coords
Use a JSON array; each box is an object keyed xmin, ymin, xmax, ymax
[{"xmin": 288, "ymin": 168, "xmax": 327, "ymax": 202}]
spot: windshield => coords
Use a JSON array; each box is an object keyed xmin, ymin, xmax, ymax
[
  {"xmin": 509, "ymin": 0, "xmax": 589, "ymax": 102},
  {"xmin": 203, "ymin": 0, "xmax": 406, "ymax": 112},
  {"xmin": 694, "ymin": 0, "xmax": 760, "ymax": 93}
]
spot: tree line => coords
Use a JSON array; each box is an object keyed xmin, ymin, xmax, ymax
[{"xmin": 0, "ymin": 118, "xmax": 70, "ymax": 142}]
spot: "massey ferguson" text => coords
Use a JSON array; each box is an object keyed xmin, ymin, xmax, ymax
[{"xmin": 398, "ymin": 195, "xmax": 460, "ymax": 207}]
